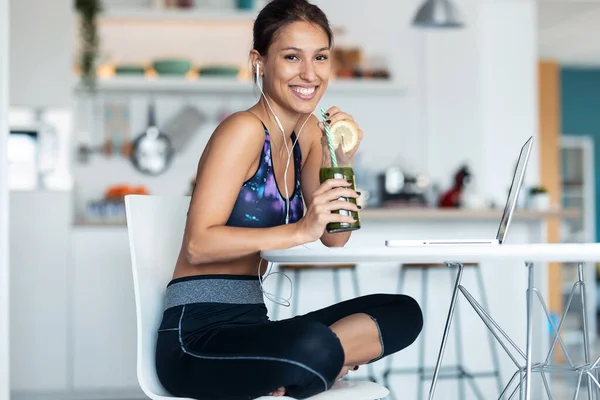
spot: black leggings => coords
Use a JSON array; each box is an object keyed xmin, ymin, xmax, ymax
[{"xmin": 156, "ymin": 275, "xmax": 423, "ymax": 400}]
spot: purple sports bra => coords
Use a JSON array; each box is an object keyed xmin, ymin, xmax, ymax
[{"xmin": 225, "ymin": 121, "xmax": 304, "ymax": 228}]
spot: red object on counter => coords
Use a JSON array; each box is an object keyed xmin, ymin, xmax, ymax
[
  {"xmin": 438, "ymin": 166, "xmax": 471, "ymax": 208},
  {"xmin": 438, "ymin": 187, "xmax": 462, "ymax": 208}
]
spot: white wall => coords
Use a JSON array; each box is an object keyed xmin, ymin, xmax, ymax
[
  {"xmin": 8, "ymin": 0, "xmax": 75, "ymax": 191},
  {"xmin": 9, "ymin": 0, "xmax": 74, "ymax": 108},
  {"xmin": 72, "ymin": 0, "xmax": 540, "ymax": 213},
  {"xmin": 480, "ymin": 0, "xmax": 539, "ymax": 205},
  {"xmin": 0, "ymin": 0, "xmax": 10, "ymax": 397}
]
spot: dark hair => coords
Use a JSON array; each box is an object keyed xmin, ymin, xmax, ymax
[{"xmin": 253, "ymin": 0, "xmax": 333, "ymax": 56}]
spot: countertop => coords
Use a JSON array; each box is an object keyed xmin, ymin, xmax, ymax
[
  {"xmin": 72, "ymin": 207, "xmax": 580, "ymax": 227},
  {"xmin": 358, "ymin": 207, "xmax": 580, "ymax": 221}
]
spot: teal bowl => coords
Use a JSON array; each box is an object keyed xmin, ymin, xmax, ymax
[
  {"xmin": 198, "ymin": 66, "xmax": 240, "ymax": 77},
  {"xmin": 153, "ymin": 59, "xmax": 192, "ymax": 76},
  {"xmin": 114, "ymin": 65, "xmax": 146, "ymax": 76}
]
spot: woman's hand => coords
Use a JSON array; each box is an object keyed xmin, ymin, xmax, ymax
[
  {"xmin": 318, "ymin": 106, "xmax": 364, "ymax": 159},
  {"xmin": 295, "ymin": 178, "xmax": 360, "ymax": 243}
]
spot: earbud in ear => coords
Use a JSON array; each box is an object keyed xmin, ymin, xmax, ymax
[{"xmin": 255, "ymin": 61, "xmax": 260, "ymax": 80}]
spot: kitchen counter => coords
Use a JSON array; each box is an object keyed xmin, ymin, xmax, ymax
[
  {"xmin": 360, "ymin": 207, "xmax": 579, "ymax": 221},
  {"xmin": 72, "ymin": 207, "xmax": 580, "ymax": 227}
]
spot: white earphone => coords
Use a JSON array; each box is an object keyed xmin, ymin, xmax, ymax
[
  {"xmin": 254, "ymin": 59, "xmax": 311, "ymax": 308},
  {"xmin": 257, "ymin": 61, "xmax": 285, "ymax": 140}
]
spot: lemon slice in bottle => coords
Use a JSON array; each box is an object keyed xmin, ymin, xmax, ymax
[{"xmin": 329, "ymin": 120, "xmax": 359, "ymax": 153}]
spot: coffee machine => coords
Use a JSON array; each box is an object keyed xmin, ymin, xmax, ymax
[{"xmin": 377, "ymin": 167, "xmax": 430, "ymax": 206}]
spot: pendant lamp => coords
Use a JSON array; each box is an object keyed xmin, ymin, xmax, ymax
[{"xmin": 412, "ymin": 0, "xmax": 464, "ymax": 28}]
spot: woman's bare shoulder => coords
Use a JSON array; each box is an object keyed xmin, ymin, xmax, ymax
[
  {"xmin": 210, "ymin": 111, "xmax": 266, "ymax": 144},
  {"xmin": 195, "ymin": 111, "xmax": 266, "ymax": 177}
]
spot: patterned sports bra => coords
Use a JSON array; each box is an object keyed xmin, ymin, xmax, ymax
[{"xmin": 225, "ymin": 121, "xmax": 305, "ymax": 228}]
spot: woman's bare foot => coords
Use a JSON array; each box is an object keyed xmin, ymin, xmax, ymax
[{"xmin": 268, "ymin": 387, "xmax": 286, "ymax": 396}]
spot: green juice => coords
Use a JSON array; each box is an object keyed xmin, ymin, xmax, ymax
[{"xmin": 319, "ymin": 166, "xmax": 361, "ymax": 233}]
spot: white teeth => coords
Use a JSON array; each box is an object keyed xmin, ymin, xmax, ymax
[{"xmin": 292, "ymin": 86, "xmax": 316, "ymax": 96}]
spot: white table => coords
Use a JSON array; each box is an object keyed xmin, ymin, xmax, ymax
[{"xmin": 262, "ymin": 243, "xmax": 600, "ymax": 400}]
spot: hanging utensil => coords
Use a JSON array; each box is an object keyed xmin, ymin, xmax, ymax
[
  {"xmin": 161, "ymin": 103, "xmax": 205, "ymax": 152},
  {"xmin": 130, "ymin": 100, "xmax": 174, "ymax": 176}
]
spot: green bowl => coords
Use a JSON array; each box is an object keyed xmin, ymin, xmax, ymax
[
  {"xmin": 114, "ymin": 65, "xmax": 146, "ymax": 76},
  {"xmin": 198, "ymin": 66, "xmax": 240, "ymax": 77},
  {"xmin": 153, "ymin": 59, "xmax": 192, "ymax": 76}
]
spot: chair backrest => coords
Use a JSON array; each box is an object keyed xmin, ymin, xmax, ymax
[{"xmin": 124, "ymin": 194, "xmax": 191, "ymax": 399}]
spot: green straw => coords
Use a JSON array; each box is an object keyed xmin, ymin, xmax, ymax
[{"xmin": 321, "ymin": 108, "xmax": 338, "ymax": 167}]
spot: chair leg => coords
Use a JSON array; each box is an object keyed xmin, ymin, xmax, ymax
[
  {"xmin": 428, "ymin": 263, "xmax": 465, "ymax": 400},
  {"xmin": 333, "ymin": 269, "xmax": 342, "ymax": 303},
  {"xmin": 450, "ymin": 268, "xmax": 466, "ymax": 400},
  {"xmin": 351, "ymin": 267, "xmax": 361, "ymax": 301},
  {"xmin": 347, "ymin": 267, "xmax": 379, "ymax": 384},
  {"xmin": 417, "ymin": 268, "xmax": 428, "ymax": 400},
  {"xmin": 272, "ymin": 266, "xmax": 286, "ymax": 321},
  {"xmin": 291, "ymin": 269, "xmax": 301, "ymax": 317},
  {"xmin": 382, "ymin": 265, "xmax": 408, "ymax": 400},
  {"xmin": 474, "ymin": 264, "xmax": 504, "ymax": 396}
]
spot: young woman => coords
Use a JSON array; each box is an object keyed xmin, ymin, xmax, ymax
[{"xmin": 155, "ymin": 1, "xmax": 423, "ymax": 399}]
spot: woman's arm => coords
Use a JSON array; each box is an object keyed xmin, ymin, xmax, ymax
[{"xmin": 183, "ymin": 112, "xmax": 308, "ymax": 265}]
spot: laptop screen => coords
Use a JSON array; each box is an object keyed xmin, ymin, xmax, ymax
[{"xmin": 495, "ymin": 137, "xmax": 533, "ymax": 244}]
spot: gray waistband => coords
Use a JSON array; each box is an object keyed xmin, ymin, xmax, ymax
[{"xmin": 165, "ymin": 276, "xmax": 264, "ymax": 309}]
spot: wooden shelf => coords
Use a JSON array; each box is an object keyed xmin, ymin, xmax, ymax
[
  {"xmin": 96, "ymin": 7, "xmax": 346, "ymax": 34},
  {"xmin": 74, "ymin": 76, "xmax": 405, "ymax": 96},
  {"xmin": 97, "ymin": 7, "xmax": 259, "ymax": 24}
]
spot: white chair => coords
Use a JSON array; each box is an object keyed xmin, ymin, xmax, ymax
[{"xmin": 124, "ymin": 194, "xmax": 390, "ymax": 400}]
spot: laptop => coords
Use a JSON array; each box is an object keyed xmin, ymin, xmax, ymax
[{"xmin": 385, "ymin": 136, "xmax": 533, "ymax": 247}]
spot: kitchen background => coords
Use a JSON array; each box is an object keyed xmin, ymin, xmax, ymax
[
  {"xmin": 9, "ymin": 0, "xmax": 542, "ymax": 224},
  {"xmin": 5, "ymin": 0, "xmax": 600, "ymax": 399}
]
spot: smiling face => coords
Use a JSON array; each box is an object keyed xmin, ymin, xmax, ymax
[{"xmin": 254, "ymin": 20, "xmax": 332, "ymax": 116}]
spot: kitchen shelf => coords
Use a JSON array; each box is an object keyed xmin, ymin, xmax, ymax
[
  {"xmin": 97, "ymin": 7, "xmax": 259, "ymax": 24},
  {"xmin": 96, "ymin": 7, "xmax": 346, "ymax": 34},
  {"xmin": 74, "ymin": 76, "xmax": 405, "ymax": 96}
]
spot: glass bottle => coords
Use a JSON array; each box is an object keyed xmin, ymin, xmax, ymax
[{"xmin": 319, "ymin": 135, "xmax": 361, "ymax": 233}]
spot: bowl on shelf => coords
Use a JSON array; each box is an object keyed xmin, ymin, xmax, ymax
[
  {"xmin": 114, "ymin": 64, "xmax": 146, "ymax": 76},
  {"xmin": 152, "ymin": 58, "xmax": 192, "ymax": 76},
  {"xmin": 198, "ymin": 66, "xmax": 240, "ymax": 77}
]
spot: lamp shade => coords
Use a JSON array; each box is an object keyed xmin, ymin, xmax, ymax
[{"xmin": 412, "ymin": 0, "xmax": 464, "ymax": 28}]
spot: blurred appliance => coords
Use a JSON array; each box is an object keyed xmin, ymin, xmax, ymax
[
  {"xmin": 377, "ymin": 167, "xmax": 429, "ymax": 206},
  {"xmin": 8, "ymin": 115, "xmax": 58, "ymax": 190}
]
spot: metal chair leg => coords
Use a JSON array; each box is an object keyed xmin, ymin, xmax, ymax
[
  {"xmin": 333, "ymin": 268, "xmax": 342, "ymax": 303},
  {"xmin": 272, "ymin": 265, "xmax": 285, "ymax": 320},
  {"xmin": 382, "ymin": 265, "xmax": 406, "ymax": 400},
  {"xmin": 450, "ymin": 267, "xmax": 466, "ymax": 400},
  {"xmin": 429, "ymin": 262, "xmax": 465, "ymax": 400},
  {"xmin": 346, "ymin": 267, "xmax": 378, "ymax": 384},
  {"xmin": 474, "ymin": 264, "xmax": 504, "ymax": 396},
  {"xmin": 291, "ymin": 269, "xmax": 301, "ymax": 317},
  {"xmin": 417, "ymin": 268, "xmax": 428, "ymax": 400},
  {"xmin": 577, "ymin": 262, "xmax": 595, "ymax": 400}
]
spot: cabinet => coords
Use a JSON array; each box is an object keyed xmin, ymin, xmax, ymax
[
  {"xmin": 559, "ymin": 135, "xmax": 596, "ymax": 341},
  {"xmin": 9, "ymin": 191, "xmax": 71, "ymax": 392},
  {"xmin": 11, "ymin": 207, "xmax": 144, "ymax": 398},
  {"xmin": 71, "ymin": 227, "xmax": 140, "ymax": 391}
]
